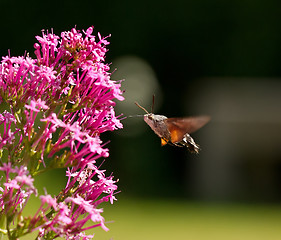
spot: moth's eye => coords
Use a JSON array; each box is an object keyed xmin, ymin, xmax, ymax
[{"xmin": 148, "ymin": 115, "xmax": 153, "ymax": 120}]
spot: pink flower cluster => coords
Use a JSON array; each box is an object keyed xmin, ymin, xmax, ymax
[{"xmin": 0, "ymin": 27, "xmax": 123, "ymax": 239}]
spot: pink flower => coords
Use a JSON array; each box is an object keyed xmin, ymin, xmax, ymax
[
  {"xmin": 40, "ymin": 194, "xmax": 58, "ymax": 211},
  {"xmin": 25, "ymin": 99, "xmax": 49, "ymax": 112},
  {"xmin": 0, "ymin": 26, "xmax": 123, "ymax": 239},
  {"xmin": 0, "ymin": 165, "xmax": 37, "ymax": 215}
]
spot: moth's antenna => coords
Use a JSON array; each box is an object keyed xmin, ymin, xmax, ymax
[
  {"xmin": 135, "ymin": 102, "xmax": 150, "ymax": 114},
  {"xmin": 151, "ymin": 94, "xmax": 155, "ymax": 113}
]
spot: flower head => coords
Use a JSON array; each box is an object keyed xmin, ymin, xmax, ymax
[{"xmin": 0, "ymin": 26, "xmax": 123, "ymax": 239}]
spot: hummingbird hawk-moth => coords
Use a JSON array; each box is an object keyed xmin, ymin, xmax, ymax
[{"xmin": 135, "ymin": 98, "xmax": 210, "ymax": 153}]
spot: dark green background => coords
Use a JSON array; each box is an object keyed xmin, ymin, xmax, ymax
[{"xmin": 2, "ymin": 0, "xmax": 281, "ymax": 77}]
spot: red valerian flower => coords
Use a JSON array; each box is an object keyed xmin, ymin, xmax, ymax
[{"xmin": 0, "ymin": 26, "xmax": 123, "ymax": 239}]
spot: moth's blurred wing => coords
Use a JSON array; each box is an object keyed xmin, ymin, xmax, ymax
[
  {"xmin": 164, "ymin": 116, "xmax": 210, "ymax": 143},
  {"xmin": 161, "ymin": 138, "xmax": 169, "ymax": 146}
]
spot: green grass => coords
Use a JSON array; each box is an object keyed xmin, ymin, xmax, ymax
[
  {"xmin": 93, "ymin": 197, "xmax": 281, "ymax": 240},
  {"xmin": 19, "ymin": 196, "xmax": 281, "ymax": 240}
]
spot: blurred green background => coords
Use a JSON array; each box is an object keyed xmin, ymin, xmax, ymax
[{"xmin": 2, "ymin": 0, "xmax": 281, "ymax": 239}]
